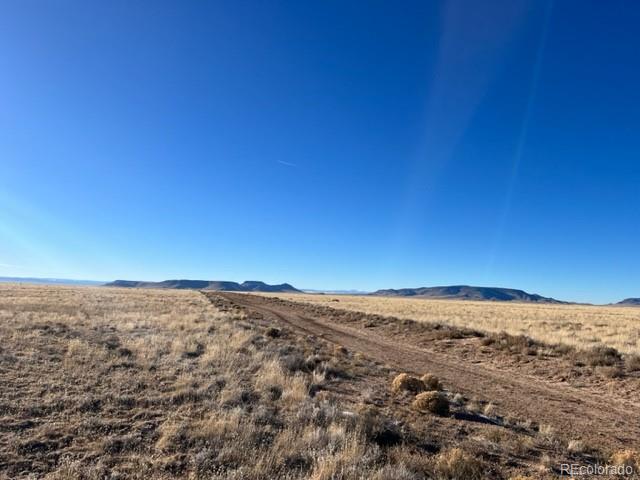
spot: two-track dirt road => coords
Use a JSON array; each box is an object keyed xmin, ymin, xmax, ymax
[{"xmin": 212, "ymin": 292, "xmax": 640, "ymax": 451}]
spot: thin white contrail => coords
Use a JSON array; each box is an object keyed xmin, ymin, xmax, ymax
[
  {"xmin": 486, "ymin": 0, "xmax": 554, "ymax": 277},
  {"xmin": 385, "ymin": 0, "xmax": 529, "ymax": 279},
  {"xmin": 277, "ymin": 160, "xmax": 297, "ymax": 167}
]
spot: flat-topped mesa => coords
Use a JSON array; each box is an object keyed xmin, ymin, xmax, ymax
[
  {"xmin": 104, "ymin": 279, "xmax": 301, "ymax": 293},
  {"xmin": 371, "ymin": 285, "xmax": 565, "ymax": 303},
  {"xmin": 241, "ymin": 280, "xmax": 298, "ymax": 292}
]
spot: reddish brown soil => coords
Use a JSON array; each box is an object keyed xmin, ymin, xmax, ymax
[{"xmin": 214, "ymin": 292, "xmax": 640, "ymax": 452}]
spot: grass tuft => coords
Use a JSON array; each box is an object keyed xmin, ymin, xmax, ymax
[
  {"xmin": 391, "ymin": 373, "xmax": 425, "ymax": 394},
  {"xmin": 420, "ymin": 373, "xmax": 441, "ymax": 391},
  {"xmin": 433, "ymin": 447, "xmax": 483, "ymax": 479},
  {"xmin": 412, "ymin": 391, "xmax": 449, "ymax": 416}
]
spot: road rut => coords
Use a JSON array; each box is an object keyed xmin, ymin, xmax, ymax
[{"xmin": 212, "ymin": 292, "xmax": 640, "ymax": 450}]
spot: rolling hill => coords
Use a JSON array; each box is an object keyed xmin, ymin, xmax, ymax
[
  {"xmin": 104, "ymin": 279, "xmax": 301, "ymax": 293},
  {"xmin": 617, "ymin": 298, "xmax": 640, "ymax": 306},
  {"xmin": 371, "ymin": 285, "xmax": 564, "ymax": 303}
]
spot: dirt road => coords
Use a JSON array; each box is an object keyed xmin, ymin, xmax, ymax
[{"xmin": 212, "ymin": 292, "xmax": 640, "ymax": 451}]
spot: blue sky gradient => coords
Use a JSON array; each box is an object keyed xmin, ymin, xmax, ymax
[{"xmin": 1, "ymin": 1, "xmax": 639, "ymax": 303}]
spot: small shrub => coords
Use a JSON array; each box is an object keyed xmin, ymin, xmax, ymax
[
  {"xmin": 465, "ymin": 398, "xmax": 482, "ymax": 414},
  {"xmin": 371, "ymin": 465, "xmax": 420, "ymax": 480},
  {"xmin": 483, "ymin": 402, "xmax": 497, "ymax": 417},
  {"xmin": 317, "ymin": 360, "xmax": 352, "ymax": 380},
  {"xmin": 305, "ymin": 354, "xmax": 323, "ymax": 370},
  {"xmin": 117, "ymin": 347, "xmax": 133, "ymax": 357},
  {"xmin": 610, "ymin": 449, "xmax": 640, "ymax": 468},
  {"xmin": 358, "ymin": 405, "xmax": 403, "ymax": 447},
  {"xmin": 540, "ymin": 453, "xmax": 553, "ymax": 470},
  {"xmin": 538, "ymin": 424, "xmax": 554, "ymax": 438},
  {"xmin": 281, "ymin": 353, "xmax": 307, "ymax": 372},
  {"xmin": 420, "ymin": 373, "xmax": 441, "ymax": 391},
  {"xmin": 183, "ymin": 342, "xmax": 205, "ymax": 358},
  {"xmin": 220, "ymin": 387, "xmax": 260, "ymax": 408},
  {"xmin": 266, "ymin": 327, "xmax": 281, "ymax": 338},
  {"xmin": 391, "ymin": 373, "xmax": 425, "ymax": 394},
  {"xmin": 596, "ymin": 365, "xmax": 624, "ymax": 379},
  {"xmin": 480, "ymin": 337, "xmax": 494, "ymax": 346},
  {"xmin": 581, "ymin": 346, "xmax": 621, "ymax": 367},
  {"xmin": 412, "ymin": 392, "xmax": 449, "ymax": 416},
  {"xmin": 333, "ymin": 345, "xmax": 349, "ymax": 356},
  {"xmin": 103, "ymin": 335, "xmax": 121, "ymax": 350},
  {"xmin": 488, "ymin": 333, "xmax": 537, "ymax": 354},
  {"xmin": 102, "ymin": 434, "xmax": 142, "ymax": 454},
  {"xmin": 267, "ymin": 385, "xmax": 283, "ymax": 401},
  {"xmin": 552, "ymin": 343, "xmax": 573, "ymax": 356},
  {"xmin": 433, "ymin": 447, "xmax": 482, "ymax": 479},
  {"xmin": 567, "ymin": 439, "xmax": 585, "ymax": 453},
  {"xmin": 625, "ymin": 354, "xmax": 640, "ymax": 372},
  {"xmin": 510, "ymin": 435, "xmax": 536, "ymax": 456}
]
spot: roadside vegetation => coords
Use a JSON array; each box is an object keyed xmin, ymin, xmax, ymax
[{"xmin": 265, "ymin": 293, "xmax": 640, "ymax": 355}]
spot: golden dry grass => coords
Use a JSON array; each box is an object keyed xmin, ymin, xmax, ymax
[
  {"xmin": 420, "ymin": 374, "xmax": 441, "ymax": 391},
  {"xmin": 262, "ymin": 293, "xmax": 640, "ymax": 354},
  {"xmin": 390, "ymin": 373, "xmax": 425, "ymax": 394},
  {"xmin": 1, "ymin": 283, "xmax": 422, "ymax": 479},
  {"xmin": 0, "ymin": 284, "xmax": 606, "ymax": 479},
  {"xmin": 412, "ymin": 392, "xmax": 449, "ymax": 416}
]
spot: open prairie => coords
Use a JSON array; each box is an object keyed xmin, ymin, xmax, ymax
[
  {"xmin": 262, "ymin": 293, "xmax": 640, "ymax": 355},
  {"xmin": 2, "ymin": 284, "xmax": 640, "ymax": 479}
]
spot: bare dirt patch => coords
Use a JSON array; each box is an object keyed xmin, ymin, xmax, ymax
[
  {"xmin": 260, "ymin": 292, "xmax": 640, "ymax": 355},
  {"xmin": 218, "ymin": 292, "xmax": 640, "ymax": 454}
]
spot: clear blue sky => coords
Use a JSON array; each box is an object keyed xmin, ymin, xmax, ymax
[{"xmin": 1, "ymin": 1, "xmax": 638, "ymax": 303}]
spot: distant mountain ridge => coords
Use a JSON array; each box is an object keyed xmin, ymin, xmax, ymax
[
  {"xmin": 617, "ymin": 298, "xmax": 640, "ymax": 306},
  {"xmin": 371, "ymin": 285, "xmax": 565, "ymax": 303},
  {"xmin": 104, "ymin": 279, "xmax": 301, "ymax": 293},
  {"xmin": 0, "ymin": 276, "xmax": 104, "ymax": 286},
  {"xmin": 303, "ymin": 289, "xmax": 370, "ymax": 295}
]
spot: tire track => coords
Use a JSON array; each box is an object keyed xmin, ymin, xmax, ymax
[{"xmin": 210, "ymin": 292, "xmax": 640, "ymax": 450}]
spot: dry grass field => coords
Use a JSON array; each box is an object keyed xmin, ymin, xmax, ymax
[
  {"xmin": 1, "ymin": 283, "xmax": 638, "ymax": 479},
  {"xmin": 0, "ymin": 284, "xmax": 429, "ymax": 479},
  {"xmin": 263, "ymin": 293, "xmax": 640, "ymax": 355}
]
